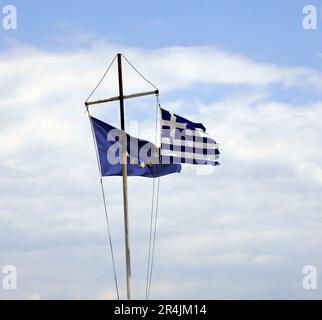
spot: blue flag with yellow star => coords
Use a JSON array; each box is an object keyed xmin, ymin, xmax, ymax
[{"xmin": 91, "ymin": 116, "xmax": 182, "ymax": 178}]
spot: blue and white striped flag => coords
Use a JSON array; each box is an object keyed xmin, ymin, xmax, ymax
[{"xmin": 160, "ymin": 108, "xmax": 220, "ymax": 166}]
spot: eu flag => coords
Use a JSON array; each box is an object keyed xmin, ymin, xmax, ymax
[{"xmin": 91, "ymin": 116, "xmax": 182, "ymax": 178}]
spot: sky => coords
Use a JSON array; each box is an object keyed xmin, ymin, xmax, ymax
[{"xmin": 1, "ymin": 0, "xmax": 322, "ymax": 300}]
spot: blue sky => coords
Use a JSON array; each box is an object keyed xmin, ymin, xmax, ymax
[
  {"xmin": 1, "ymin": 1, "xmax": 322, "ymax": 300},
  {"xmin": 2, "ymin": 0, "xmax": 322, "ymax": 65},
  {"xmin": 3, "ymin": 0, "xmax": 322, "ymax": 106}
]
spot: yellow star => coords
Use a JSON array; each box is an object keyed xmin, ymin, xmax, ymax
[
  {"xmin": 153, "ymin": 151, "xmax": 159, "ymax": 158},
  {"xmin": 140, "ymin": 162, "xmax": 146, "ymax": 169},
  {"xmin": 147, "ymin": 160, "xmax": 153, "ymax": 167}
]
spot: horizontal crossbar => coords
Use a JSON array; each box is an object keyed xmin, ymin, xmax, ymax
[{"xmin": 85, "ymin": 90, "xmax": 159, "ymax": 107}]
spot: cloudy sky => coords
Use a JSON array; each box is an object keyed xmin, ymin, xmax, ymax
[{"xmin": 1, "ymin": 0, "xmax": 322, "ymax": 300}]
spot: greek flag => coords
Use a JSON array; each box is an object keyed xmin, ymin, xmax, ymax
[{"xmin": 160, "ymin": 108, "xmax": 220, "ymax": 166}]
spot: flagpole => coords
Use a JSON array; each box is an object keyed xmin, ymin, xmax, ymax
[
  {"xmin": 86, "ymin": 53, "xmax": 159, "ymax": 300},
  {"xmin": 117, "ymin": 53, "xmax": 131, "ymax": 300}
]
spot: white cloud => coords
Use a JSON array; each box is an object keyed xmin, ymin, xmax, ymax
[{"xmin": 0, "ymin": 39, "xmax": 322, "ymax": 299}]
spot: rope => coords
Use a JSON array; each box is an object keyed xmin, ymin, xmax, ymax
[
  {"xmin": 147, "ymin": 176, "xmax": 160, "ymax": 300},
  {"xmin": 99, "ymin": 177, "xmax": 120, "ymax": 300},
  {"xmin": 147, "ymin": 97, "xmax": 162, "ymax": 299},
  {"xmin": 145, "ymin": 173, "xmax": 156, "ymax": 300},
  {"xmin": 85, "ymin": 55, "xmax": 117, "ymax": 103},
  {"xmin": 121, "ymin": 54, "xmax": 159, "ymax": 91},
  {"xmin": 145, "ymin": 95, "xmax": 162, "ymax": 299},
  {"xmin": 87, "ymin": 109, "xmax": 120, "ymax": 300}
]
